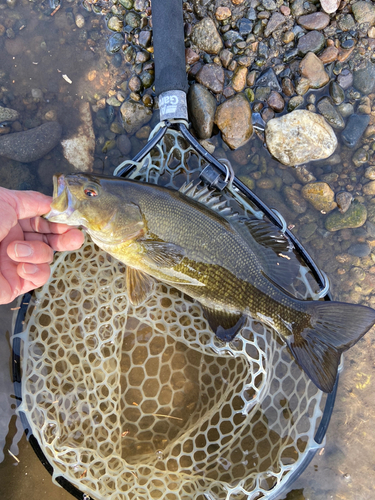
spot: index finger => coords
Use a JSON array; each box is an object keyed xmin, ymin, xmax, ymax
[
  {"xmin": 19, "ymin": 217, "xmax": 80, "ymax": 235},
  {"xmin": 0, "ymin": 187, "xmax": 53, "ymax": 220}
]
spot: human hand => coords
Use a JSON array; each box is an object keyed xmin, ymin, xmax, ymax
[{"xmin": 0, "ymin": 186, "xmax": 84, "ymax": 305}]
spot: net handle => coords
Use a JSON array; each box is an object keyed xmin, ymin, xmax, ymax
[{"xmin": 152, "ymin": 0, "xmax": 188, "ymax": 96}]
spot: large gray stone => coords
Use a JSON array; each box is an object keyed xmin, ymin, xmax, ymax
[
  {"xmin": 0, "ymin": 122, "xmax": 62, "ymax": 163},
  {"xmin": 120, "ymin": 100, "xmax": 152, "ymax": 135}
]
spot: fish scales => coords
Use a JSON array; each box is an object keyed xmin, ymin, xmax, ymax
[{"xmin": 45, "ymin": 173, "xmax": 375, "ymax": 393}]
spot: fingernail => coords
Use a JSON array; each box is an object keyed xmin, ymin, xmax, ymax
[
  {"xmin": 22, "ymin": 263, "xmax": 38, "ymax": 275},
  {"xmin": 15, "ymin": 243, "xmax": 32, "ymax": 258}
]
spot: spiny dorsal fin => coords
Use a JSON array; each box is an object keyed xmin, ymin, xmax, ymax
[{"xmin": 179, "ymin": 181, "xmax": 237, "ymax": 218}]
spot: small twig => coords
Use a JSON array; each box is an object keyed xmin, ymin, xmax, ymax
[
  {"xmin": 152, "ymin": 413, "xmax": 183, "ymax": 421},
  {"xmin": 51, "ymin": 4, "xmax": 60, "ymax": 16}
]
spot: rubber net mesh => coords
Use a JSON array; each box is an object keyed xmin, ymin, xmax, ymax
[{"xmin": 16, "ymin": 128, "xmax": 326, "ymax": 500}]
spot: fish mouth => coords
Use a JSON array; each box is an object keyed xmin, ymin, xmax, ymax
[{"xmin": 45, "ymin": 174, "xmax": 76, "ymax": 222}]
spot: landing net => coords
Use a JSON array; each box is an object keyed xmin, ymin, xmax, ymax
[{"xmin": 13, "ymin": 127, "xmax": 334, "ymax": 500}]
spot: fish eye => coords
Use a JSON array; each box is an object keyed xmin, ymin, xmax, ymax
[{"xmin": 84, "ymin": 188, "xmax": 98, "ymax": 197}]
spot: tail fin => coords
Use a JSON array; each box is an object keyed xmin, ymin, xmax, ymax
[{"xmin": 286, "ymin": 301, "xmax": 375, "ymax": 393}]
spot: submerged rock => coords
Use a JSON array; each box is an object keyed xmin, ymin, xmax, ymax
[
  {"xmin": 0, "ymin": 106, "xmax": 19, "ymax": 123},
  {"xmin": 0, "ymin": 122, "xmax": 62, "ymax": 163},
  {"xmin": 353, "ymin": 62, "xmax": 375, "ymax": 95},
  {"xmin": 214, "ymin": 94, "xmax": 252, "ymax": 149},
  {"xmin": 188, "ymin": 84, "xmax": 216, "ymax": 139},
  {"xmin": 120, "ymin": 100, "xmax": 152, "ymax": 135},
  {"xmin": 301, "ymin": 182, "xmax": 337, "ymax": 212},
  {"xmin": 325, "ymin": 201, "xmax": 367, "ymax": 231},
  {"xmin": 265, "ymin": 110, "xmax": 337, "ymax": 166},
  {"xmin": 61, "ymin": 103, "xmax": 95, "ymax": 172}
]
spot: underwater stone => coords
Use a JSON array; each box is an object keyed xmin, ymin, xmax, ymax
[
  {"xmin": 329, "ymin": 81, "xmax": 345, "ymax": 105},
  {"xmin": 347, "ymin": 242, "xmax": 371, "ymax": 258},
  {"xmin": 106, "ymin": 33, "xmax": 123, "ymax": 54},
  {"xmin": 188, "ymin": 83, "xmax": 216, "ymax": 140},
  {"xmin": 283, "ymin": 186, "xmax": 307, "ymax": 214},
  {"xmin": 265, "ymin": 109, "xmax": 337, "ymax": 166},
  {"xmin": 325, "ymin": 201, "xmax": 367, "ymax": 231},
  {"xmin": 120, "ymin": 100, "xmax": 152, "ymax": 135},
  {"xmin": 341, "ymin": 114, "xmax": 370, "ymax": 148},
  {"xmin": 301, "ymin": 182, "xmax": 337, "ymax": 212},
  {"xmin": 336, "ymin": 191, "xmax": 353, "ymax": 213},
  {"xmin": 0, "ymin": 122, "xmax": 62, "ymax": 163},
  {"xmin": 107, "ymin": 16, "xmax": 123, "ymax": 32},
  {"xmin": 0, "ymin": 105, "xmax": 19, "ymax": 123},
  {"xmin": 317, "ymin": 97, "xmax": 345, "ymax": 129},
  {"xmin": 255, "ymin": 68, "xmax": 281, "ymax": 92},
  {"xmin": 353, "ymin": 62, "xmax": 375, "ymax": 95}
]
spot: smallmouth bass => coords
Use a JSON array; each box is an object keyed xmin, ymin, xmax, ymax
[{"xmin": 45, "ymin": 173, "xmax": 375, "ymax": 393}]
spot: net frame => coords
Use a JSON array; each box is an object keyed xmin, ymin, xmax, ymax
[{"xmin": 11, "ymin": 123, "xmax": 338, "ymax": 500}]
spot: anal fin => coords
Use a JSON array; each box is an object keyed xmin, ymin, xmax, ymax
[
  {"xmin": 202, "ymin": 305, "xmax": 246, "ymax": 342},
  {"xmin": 126, "ymin": 266, "xmax": 155, "ymax": 306}
]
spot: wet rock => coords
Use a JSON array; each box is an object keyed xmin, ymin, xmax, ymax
[
  {"xmin": 216, "ymin": 7, "xmax": 231, "ymax": 20},
  {"xmin": 325, "ymin": 201, "xmax": 367, "ymax": 231},
  {"xmin": 363, "ymin": 180, "xmax": 375, "ymax": 195},
  {"xmin": 232, "ymin": 66, "xmax": 248, "ymax": 92},
  {"xmin": 264, "ymin": 12, "xmax": 286, "ymax": 37},
  {"xmin": 347, "ymin": 242, "xmax": 371, "ymax": 257},
  {"xmin": 267, "ymin": 91, "xmax": 284, "ymax": 112},
  {"xmin": 337, "ymin": 102, "xmax": 354, "ymax": 118},
  {"xmin": 107, "ymin": 33, "xmax": 123, "ymax": 54},
  {"xmin": 353, "ymin": 62, "xmax": 375, "ymax": 95},
  {"xmin": 191, "ymin": 18, "xmax": 223, "ymax": 55},
  {"xmin": 300, "ymin": 52, "xmax": 329, "ymax": 89},
  {"xmin": 319, "ymin": 46, "xmax": 339, "ymax": 64},
  {"xmin": 301, "ymin": 182, "xmax": 337, "ymax": 212},
  {"xmin": 352, "ymin": 1, "xmax": 375, "ymax": 25},
  {"xmin": 338, "ymin": 14, "xmax": 355, "ymax": 31},
  {"xmin": 329, "ymin": 81, "xmax": 345, "ymax": 105},
  {"xmin": 337, "ymin": 69, "xmax": 353, "ymax": 89},
  {"xmin": 0, "ymin": 160, "xmax": 35, "ymax": 190},
  {"xmin": 291, "ymin": 0, "xmax": 305, "ymax": 17},
  {"xmin": 295, "ymin": 77, "xmax": 310, "ymax": 95},
  {"xmin": 61, "ymin": 103, "xmax": 95, "ymax": 172},
  {"xmin": 138, "ymin": 30, "xmax": 151, "ymax": 48},
  {"xmin": 256, "ymin": 68, "xmax": 281, "ymax": 92},
  {"xmin": 0, "ymin": 106, "xmax": 19, "ymax": 123},
  {"xmin": 299, "ymin": 222, "xmax": 318, "ymax": 238},
  {"xmin": 255, "ymin": 86, "xmax": 271, "ymax": 101},
  {"xmin": 317, "ymin": 97, "xmax": 345, "ymax": 129},
  {"xmin": 287, "ymin": 95, "xmax": 304, "ymax": 111},
  {"xmin": 298, "ymin": 13, "xmax": 330, "ymax": 30},
  {"xmin": 283, "ymin": 186, "xmax": 308, "ymax": 214},
  {"xmin": 297, "ymin": 31, "xmax": 325, "ymax": 56},
  {"xmin": 117, "ymin": 134, "xmax": 131, "ymax": 155},
  {"xmin": 220, "ymin": 49, "xmax": 233, "ymax": 68},
  {"xmin": 341, "ymin": 114, "xmax": 370, "ymax": 148},
  {"xmin": 265, "ymin": 109, "xmax": 337, "ymax": 166},
  {"xmin": 0, "ymin": 122, "xmax": 62, "ymax": 163},
  {"xmin": 365, "ymin": 166, "xmax": 375, "ymax": 180},
  {"xmin": 196, "ymin": 64, "xmax": 224, "ymax": 94},
  {"xmin": 336, "ymin": 191, "xmax": 353, "ymax": 213},
  {"xmin": 120, "ymin": 100, "xmax": 152, "ymax": 135},
  {"xmin": 188, "ymin": 84, "xmax": 216, "ymax": 139},
  {"xmin": 352, "ymin": 148, "xmax": 369, "ymax": 168},
  {"xmin": 320, "ymin": 0, "xmax": 340, "ymax": 13},
  {"xmin": 125, "ymin": 12, "xmax": 141, "ymax": 28},
  {"xmin": 282, "ymin": 77, "xmax": 295, "ymax": 96},
  {"xmin": 185, "ymin": 48, "xmax": 200, "ymax": 65},
  {"xmin": 107, "ymin": 16, "xmax": 123, "ymax": 32},
  {"xmin": 238, "ymin": 18, "xmax": 253, "ymax": 36},
  {"xmin": 214, "ymin": 94, "xmax": 253, "ymax": 149}
]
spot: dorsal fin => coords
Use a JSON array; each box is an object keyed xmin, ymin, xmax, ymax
[{"xmin": 179, "ymin": 181, "xmax": 236, "ymax": 218}]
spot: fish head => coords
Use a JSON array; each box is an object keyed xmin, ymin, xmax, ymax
[{"xmin": 45, "ymin": 173, "xmax": 144, "ymax": 244}]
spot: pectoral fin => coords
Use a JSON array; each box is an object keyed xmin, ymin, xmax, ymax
[
  {"xmin": 140, "ymin": 240, "xmax": 185, "ymax": 268},
  {"xmin": 126, "ymin": 266, "xmax": 155, "ymax": 306},
  {"xmin": 202, "ymin": 306, "xmax": 247, "ymax": 342}
]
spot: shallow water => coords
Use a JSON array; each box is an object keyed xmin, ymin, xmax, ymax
[{"xmin": 0, "ymin": 1, "xmax": 375, "ymax": 499}]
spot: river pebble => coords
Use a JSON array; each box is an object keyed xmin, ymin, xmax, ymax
[
  {"xmin": 265, "ymin": 109, "xmax": 337, "ymax": 166},
  {"xmin": 347, "ymin": 243, "xmax": 371, "ymax": 258},
  {"xmin": 325, "ymin": 201, "xmax": 367, "ymax": 231},
  {"xmin": 297, "ymin": 31, "xmax": 326, "ymax": 55},
  {"xmin": 196, "ymin": 64, "xmax": 224, "ymax": 94},
  {"xmin": 264, "ymin": 12, "xmax": 286, "ymax": 37},
  {"xmin": 214, "ymin": 93, "xmax": 252, "ymax": 149},
  {"xmin": 336, "ymin": 191, "xmax": 353, "ymax": 213},
  {"xmin": 352, "ymin": 1, "xmax": 375, "ymax": 25},
  {"xmin": 363, "ymin": 180, "xmax": 375, "ymax": 195},
  {"xmin": 120, "ymin": 100, "xmax": 152, "ymax": 135},
  {"xmin": 107, "ymin": 16, "xmax": 123, "ymax": 32},
  {"xmin": 301, "ymin": 182, "xmax": 337, "ymax": 212},
  {"xmin": 232, "ymin": 67, "xmax": 248, "ymax": 92},
  {"xmin": 0, "ymin": 106, "xmax": 19, "ymax": 122},
  {"xmin": 353, "ymin": 62, "xmax": 375, "ymax": 95},
  {"xmin": 283, "ymin": 186, "xmax": 308, "ymax": 214},
  {"xmin": 317, "ymin": 97, "xmax": 345, "ymax": 129},
  {"xmin": 329, "ymin": 81, "xmax": 345, "ymax": 105},
  {"xmin": 320, "ymin": 0, "xmax": 340, "ymax": 13},
  {"xmin": 298, "ymin": 13, "xmax": 330, "ymax": 30},
  {"xmin": 300, "ymin": 52, "xmax": 329, "ymax": 89},
  {"xmin": 188, "ymin": 83, "xmax": 216, "ymax": 140},
  {"xmin": 341, "ymin": 114, "xmax": 370, "ymax": 148},
  {"xmin": 267, "ymin": 91, "xmax": 284, "ymax": 112},
  {"xmin": 0, "ymin": 122, "xmax": 62, "ymax": 163},
  {"xmin": 191, "ymin": 18, "xmax": 223, "ymax": 55}
]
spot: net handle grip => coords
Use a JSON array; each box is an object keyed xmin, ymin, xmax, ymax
[{"xmin": 152, "ymin": 0, "xmax": 189, "ymax": 96}]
